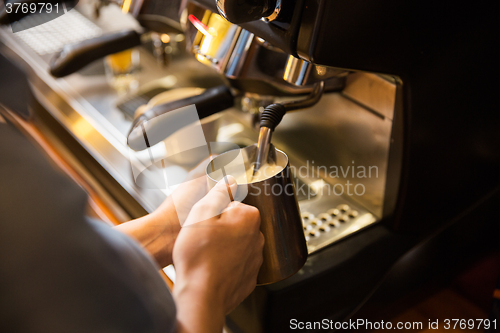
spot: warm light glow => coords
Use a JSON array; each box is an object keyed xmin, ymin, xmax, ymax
[
  {"xmin": 161, "ymin": 34, "xmax": 171, "ymax": 44},
  {"xmin": 174, "ymin": 34, "xmax": 185, "ymax": 42},
  {"xmin": 72, "ymin": 118, "xmax": 93, "ymax": 138},
  {"xmin": 208, "ymin": 27, "xmax": 217, "ymax": 37},
  {"xmin": 200, "ymin": 36, "xmax": 212, "ymax": 55},
  {"xmin": 190, "ymin": 12, "xmax": 233, "ymax": 67}
]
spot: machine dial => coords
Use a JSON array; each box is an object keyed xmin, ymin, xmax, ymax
[{"xmin": 216, "ymin": 0, "xmax": 281, "ymax": 23}]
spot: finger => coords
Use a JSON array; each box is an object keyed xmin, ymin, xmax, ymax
[
  {"xmin": 223, "ymin": 203, "xmax": 261, "ymax": 232},
  {"xmin": 222, "ymin": 200, "xmax": 243, "ymax": 213},
  {"xmin": 169, "ymin": 177, "xmax": 208, "ymax": 225},
  {"xmin": 190, "ymin": 175, "xmax": 238, "ymax": 222}
]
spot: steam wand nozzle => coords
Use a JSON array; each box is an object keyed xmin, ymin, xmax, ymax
[{"xmin": 253, "ymin": 81, "xmax": 325, "ymax": 177}]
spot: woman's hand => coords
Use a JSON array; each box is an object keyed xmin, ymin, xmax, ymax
[
  {"xmin": 172, "ymin": 176, "xmax": 264, "ymax": 333},
  {"xmin": 153, "ymin": 158, "xmax": 210, "ymax": 227},
  {"xmin": 115, "ymin": 158, "xmax": 213, "ymax": 267}
]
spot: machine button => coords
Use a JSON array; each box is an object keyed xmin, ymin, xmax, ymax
[
  {"xmin": 338, "ymin": 215, "xmax": 348, "ymax": 223},
  {"xmin": 309, "ymin": 218, "xmax": 321, "ymax": 226},
  {"xmin": 308, "ymin": 230, "xmax": 319, "ymax": 237},
  {"xmin": 318, "ymin": 213, "xmax": 331, "ymax": 222},
  {"xmin": 301, "ymin": 212, "xmax": 314, "ymax": 223},
  {"xmin": 327, "ymin": 208, "xmax": 340, "ymax": 216},
  {"xmin": 329, "ymin": 220, "xmax": 340, "ymax": 228},
  {"xmin": 319, "ymin": 225, "xmax": 330, "ymax": 232},
  {"xmin": 338, "ymin": 204, "xmax": 350, "ymax": 212},
  {"xmin": 348, "ymin": 210, "xmax": 359, "ymax": 218}
]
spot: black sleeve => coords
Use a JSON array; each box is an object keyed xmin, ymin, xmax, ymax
[{"xmin": 0, "ymin": 122, "xmax": 176, "ymax": 333}]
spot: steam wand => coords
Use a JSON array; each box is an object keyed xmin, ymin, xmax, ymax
[{"xmin": 253, "ymin": 81, "xmax": 325, "ymax": 178}]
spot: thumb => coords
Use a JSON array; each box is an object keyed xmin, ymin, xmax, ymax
[{"xmin": 189, "ymin": 175, "xmax": 238, "ymax": 222}]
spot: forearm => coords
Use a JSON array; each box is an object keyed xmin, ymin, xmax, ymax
[
  {"xmin": 173, "ymin": 283, "xmax": 226, "ymax": 333},
  {"xmin": 115, "ymin": 203, "xmax": 180, "ymax": 267}
]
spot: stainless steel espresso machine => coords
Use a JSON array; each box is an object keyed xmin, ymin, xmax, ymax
[
  {"xmin": 1, "ymin": 0, "xmax": 499, "ymax": 331},
  {"xmin": 174, "ymin": 1, "xmax": 499, "ymax": 331}
]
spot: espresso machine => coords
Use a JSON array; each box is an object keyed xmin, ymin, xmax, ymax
[
  {"xmin": 1, "ymin": 0, "xmax": 499, "ymax": 331},
  {"xmin": 173, "ymin": 1, "xmax": 499, "ymax": 331}
]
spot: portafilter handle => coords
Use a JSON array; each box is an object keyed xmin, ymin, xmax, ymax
[
  {"xmin": 127, "ymin": 85, "xmax": 234, "ymax": 151},
  {"xmin": 49, "ymin": 30, "xmax": 143, "ymax": 78}
]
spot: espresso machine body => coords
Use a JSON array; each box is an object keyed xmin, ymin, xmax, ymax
[
  {"xmin": 183, "ymin": 0, "xmax": 500, "ymax": 331},
  {"xmin": 191, "ymin": 0, "xmax": 499, "ymax": 232}
]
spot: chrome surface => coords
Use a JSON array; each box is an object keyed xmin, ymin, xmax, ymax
[
  {"xmin": 342, "ymin": 72, "xmax": 397, "ymax": 120},
  {"xmin": 254, "ymin": 81, "xmax": 324, "ymax": 177},
  {"xmin": 283, "ymin": 56, "xmax": 310, "ymax": 86},
  {"xmin": 215, "ymin": 0, "xmax": 278, "ymax": 23},
  {"xmin": 254, "ymin": 126, "xmax": 272, "ymax": 178},
  {"xmin": 184, "ymin": 5, "xmax": 327, "ymax": 94},
  {"xmin": 301, "ymin": 203, "xmax": 376, "ymax": 253},
  {"xmin": 283, "ymin": 55, "xmax": 348, "ymax": 86},
  {"xmin": 280, "ymin": 80, "xmax": 324, "ymax": 111},
  {"xmin": 0, "ymin": 2, "xmax": 224, "ymax": 212},
  {"xmin": 13, "ymin": 10, "xmax": 103, "ymax": 55},
  {"xmin": 206, "ymin": 144, "xmax": 308, "ymax": 284},
  {"xmin": 0, "ymin": 2, "xmax": 397, "ymax": 253},
  {"xmin": 224, "ymin": 29, "xmax": 254, "ymax": 78},
  {"xmin": 271, "ymin": 91, "xmax": 393, "ymax": 219}
]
